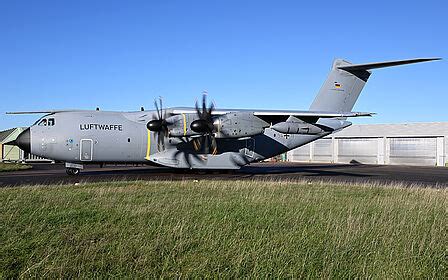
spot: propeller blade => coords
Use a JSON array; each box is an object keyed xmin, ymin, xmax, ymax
[
  {"xmin": 210, "ymin": 135, "xmax": 218, "ymax": 155},
  {"xmin": 174, "ymin": 138, "xmax": 205, "ymax": 168},
  {"xmin": 201, "ymin": 136, "xmax": 208, "ymax": 154},
  {"xmin": 201, "ymin": 94, "xmax": 205, "ymax": 118},
  {"xmin": 157, "ymin": 130, "xmax": 165, "ymax": 151},
  {"xmin": 159, "ymin": 97, "xmax": 165, "ymax": 120},
  {"xmin": 208, "ymin": 102, "xmax": 215, "ymax": 120},
  {"xmin": 194, "ymin": 138, "xmax": 201, "ymax": 151},
  {"xmin": 154, "ymin": 99, "xmax": 161, "ymax": 120},
  {"xmin": 195, "ymin": 100, "xmax": 201, "ymax": 118}
]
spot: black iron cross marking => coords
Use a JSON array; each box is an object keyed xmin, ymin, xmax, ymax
[{"xmin": 283, "ymin": 133, "xmax": 290, "ymax": 139}]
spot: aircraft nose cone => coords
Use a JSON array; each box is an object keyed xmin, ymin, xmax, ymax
[{"xmin": 16, "ymin": 128, "xmax": 31, "ymax": 153}]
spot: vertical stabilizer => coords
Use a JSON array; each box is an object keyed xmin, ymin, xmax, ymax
[
  {"xmin": 309, "ymin": 59, "xmax": 369, "ymax": 112},
  {"xmin": 309, "ymin": 57, "xmax": 440, "ymax": 112}
]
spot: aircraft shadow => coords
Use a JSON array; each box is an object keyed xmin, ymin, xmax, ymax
[
  {"xmin": 238, "ymin": 164, "xmax": 372, "ymax": 178},
  {"xmin": 77, "ymin": 163, "xmax": 373, "ymax": 179}
]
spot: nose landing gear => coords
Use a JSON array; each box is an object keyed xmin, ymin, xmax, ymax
[
  {"xmin": 66, "ymin": 168, "xmax": 80, "ymax": 176},
  {"xmin": 65, "ymin": 162, "xmax": 83, "ymax": 176}
]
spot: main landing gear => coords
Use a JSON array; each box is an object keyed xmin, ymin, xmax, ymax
[{"xmin": 65, "ymin": 162, "xmax": 84, "ymax": 176}]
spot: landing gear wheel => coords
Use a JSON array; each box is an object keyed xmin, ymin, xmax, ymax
[{"xmin": 66, "ymin": 168, "xmax": 80, "ymax": 176}]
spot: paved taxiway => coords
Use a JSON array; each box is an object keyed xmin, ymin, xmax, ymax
[{"xmin": 1, "ymin": 162, "xmax": 447, "ymax": 188}]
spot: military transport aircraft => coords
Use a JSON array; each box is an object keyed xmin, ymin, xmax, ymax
[{"xmin": 8, "ymin": 58, "xmax": 439, "ymax": 175}]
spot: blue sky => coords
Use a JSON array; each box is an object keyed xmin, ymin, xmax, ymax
[{"xmin": 1, "ymin": 0, "xmax": 446, "ymax": 130}]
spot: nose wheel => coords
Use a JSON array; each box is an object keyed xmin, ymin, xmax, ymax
[
  {"xmin": 66, "ymin": 167, "xmax": 80, "ymax": 176},
  {"xmin": 65, "ymin": 163, "xmax": 83, "ymax": 176}
]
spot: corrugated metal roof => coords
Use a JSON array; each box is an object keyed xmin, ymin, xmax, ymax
[
  {"xmin": 0, "ymin": 127, "xmax": 26, "ymax": 144},
  {"xmin": 333, "ymin": 122, "xmax": 448, "ymax": 138},
  {"xmin": 0, "ymin": 128, "xmax": 16, "ymax": 143}
]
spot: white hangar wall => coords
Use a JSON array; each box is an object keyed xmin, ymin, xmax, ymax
[{"xmin": 287, "ymin": 122, "xmax": 448, "ymax": 167}]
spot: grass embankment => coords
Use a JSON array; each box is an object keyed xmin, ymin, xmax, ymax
[
  {"xmin": 1, "ymin": 181, "xmax": 446, "ymax": 278},
  {"xmin": 0, "ymin": 163, "xmax": 32, "ymax": 172}
]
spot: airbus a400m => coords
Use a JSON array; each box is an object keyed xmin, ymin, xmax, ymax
[{"xmin": 9, "ymin": 58, "xmax": 439, "ymax": 175}]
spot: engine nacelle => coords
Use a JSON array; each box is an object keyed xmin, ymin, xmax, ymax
[
  {"xmin": 167, "ymin": 112, "xmax": 269, "ymax": 139},
  {"xmin": 271, "ymin": 121, "xmax": 325, "ymax": 134},
  {"xmin": 166, "ymin": 114, "xmax": 201, "ymax": 137},
  {"xmin": 214, "ymin": 112, "xmax": 269, "ymax": 138}
]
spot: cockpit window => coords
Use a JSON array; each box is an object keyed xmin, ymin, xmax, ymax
[
  {"xmin": 38, "ymin": 119, "xmax": 47, "ymax": 126},
  {"xmin": 37, "ymin": 118, "xmax": 55, "ymax": 126}
]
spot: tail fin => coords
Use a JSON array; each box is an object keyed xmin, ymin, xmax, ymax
[{"xmin": 309, "ymin": 58, "xmax": 440, "ymax": 112}]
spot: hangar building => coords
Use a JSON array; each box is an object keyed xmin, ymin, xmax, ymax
[
  {"xmin": 287, "ymin": 122, "xmax": 448, "ymax": 167},
  {"xmin": 0, "ymin": 127, "xmax": 50, "ymax": 162},
  {"xmin": 0, "ymin": 127, "xmax": 26, "ymax": 162}
]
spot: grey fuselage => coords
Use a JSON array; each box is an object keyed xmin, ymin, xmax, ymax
[{"xmin": 26, "ymin": 109, "xmax": 348, "ymax": 169}]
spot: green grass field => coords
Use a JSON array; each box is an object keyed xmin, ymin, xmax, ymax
[
  {"xmin": 0, "ymin": 163, "xmax": 32, "ymax": 172},
  {"xmin": 1, "ymin": 180, "xmax": 446, "ymax": 278}
]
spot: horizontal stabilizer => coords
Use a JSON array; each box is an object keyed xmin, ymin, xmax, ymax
[{"xmin": 338, "ymin": 58, "xmax": 441, "ymax": 72}]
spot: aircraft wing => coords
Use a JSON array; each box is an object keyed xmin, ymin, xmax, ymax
[
  {"xmin": 250, "ymin": 110, "xmax": 373, "ymax": 123},
  {"xmin": 6, "ymin": 109, "xmax": 86, "ymax": 115},
  {"xmin": 171, "ymin": 108, "xmax": 373, "ymax": 123},
  {"xmin": 251, "ymin": 110, "xmax": 372, "ymax": 117}
]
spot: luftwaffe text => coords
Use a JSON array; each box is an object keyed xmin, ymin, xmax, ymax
[{"xmin": 80, "ymin": 124, "xmax": 123, "ymax": 131}]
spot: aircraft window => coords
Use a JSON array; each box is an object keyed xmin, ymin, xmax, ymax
[
  {"xmin": 38, "ymin": 119, "xmax": 47, "ymax": 126},
  {"xmin": 48, "ymin": 118, "xmax": 55, "ymax": 126}
]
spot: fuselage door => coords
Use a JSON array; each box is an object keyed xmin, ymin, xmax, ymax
[{"xmin": 80, "ymin": 139, "xmax": 93, "ymax": 161}]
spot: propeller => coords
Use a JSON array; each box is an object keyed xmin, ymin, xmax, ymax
[
  {"xmin": 190, "ymin": 92, "xmax": 218, "ymax": 154},
  {"xmin": 147, "ymin": 97, "xmax": 171, "ymax": 151},
  {"xmin": 173, "ymin": 137, "xmax": 204, "ymax": 168}
]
